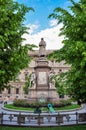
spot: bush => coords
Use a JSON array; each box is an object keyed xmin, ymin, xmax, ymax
[
  {"xmin": 13, "ymin": 99, "xmax": 29, "ymax": 107},
  {"xmin": 13, "ymin": 99, "xmax": 71, "ymax": 108},
  {"xmin": 51, "ymin": 100, "xmax": 71, "ymax": 107}
]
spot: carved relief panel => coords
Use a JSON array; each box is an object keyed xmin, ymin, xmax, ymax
[{"xmin": 38, "ymin": 72, "xmax": 47, "ymax": 85}]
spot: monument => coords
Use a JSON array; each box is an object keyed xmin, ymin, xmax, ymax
[{"xmin": 28, "ymin": 38, "xmax": 58, "ymax": 103}]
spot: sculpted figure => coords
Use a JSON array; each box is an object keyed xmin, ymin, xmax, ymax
[
  {"xmin": 49, "ymin": 69, "xmax": 55, "ymax": 88},
  {"xmin": 30, "ymin": 72, "xmax": 36, "ymax": 88},
  {"xmin": 39, "ymin": 38, "xmax": 46, "ymax": 58}
]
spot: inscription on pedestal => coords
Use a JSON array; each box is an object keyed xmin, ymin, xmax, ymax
[{"xmin": 38, "ymin": 72, "xmax": 47, "ymax": 85}]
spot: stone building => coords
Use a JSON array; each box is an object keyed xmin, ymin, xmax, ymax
[{"xmin": 0, "ymin": 39, "xmax": 70, "ymax": 102}]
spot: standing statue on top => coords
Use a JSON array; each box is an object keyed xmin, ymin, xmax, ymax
[{"xmin": 39, "ymin": 38, "xmax": 46, "ymax": 58}]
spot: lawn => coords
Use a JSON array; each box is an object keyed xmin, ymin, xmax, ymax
[
  {"xmin": 4, "ymin": 104, "xmax": 80, "ymax": 112},
  {"xmin": 0, "ymin": 125, "xmax": 86, "ymax": 130}
]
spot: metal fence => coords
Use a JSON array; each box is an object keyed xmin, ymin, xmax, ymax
[{"xmin": 0, "ymin": 112, "xmax": 86, "ymax": 126}]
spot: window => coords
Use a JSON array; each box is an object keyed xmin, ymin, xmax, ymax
[
  {"xmin": 8, "ymin": 88, "xmax": 11, "ymax": 94},
  {"xmin": 24, "ymin": 96, "xmax": 27, "ymax": 98},
  {"xmin": 59, "ymin": 69, "xmax": 62, "ymax": 72},
  {"xmin": 16, "ymin": 88, "xmax": 19, "ymax": 94},
  {"xmin": 59, "ymin": 94, "xmax": 64, "ymax": 98},
  {"xmin": 25, "ymin": 73, "xmax": 28, "ymax": 79}
]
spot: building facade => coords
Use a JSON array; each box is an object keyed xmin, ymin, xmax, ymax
[{"xmin": 0, "ymin": 42, "xmax": 70, "ymax": 102}]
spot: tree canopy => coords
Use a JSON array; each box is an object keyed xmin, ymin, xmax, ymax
[
  {"xmin": 48, "ymin": 0, "xmax": 86, "ymax": 103},
  {"xmin": 0, "ymin": 0, "xmax": 35, "ymax": 91}
]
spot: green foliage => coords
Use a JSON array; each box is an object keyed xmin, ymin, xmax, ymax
[
  {"xmin": 0, "ymin": 0, "xmax": 35, "ymax": 91},
  {"xmin": 48, "ymin": 0, "xmax": 86, "ymax": 103},
  {"xmin": 13, "ymin": 99, "xmax": 29, "ymax": 107},
  {"xmin": 23, "ymin": 73, "xmax": 31, "ymax": 94},
  {"xmin": 13, "ymin": 99, "xmax": 71, "ymax": 108},
  {"xmin": 52, "ymin": 74, "xmax": 66, "ymax": 95}
]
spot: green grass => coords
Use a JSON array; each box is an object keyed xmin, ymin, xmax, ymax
[
  {"xmin": 54, "ymin": 104, "xmax": 80, "ymax": 111},
  {"xmin": 0, "ymin": 125, "xmax": 86, "ymax": 130},
  {"xmin": 5, "ymin": 104, "xmax": 33, "ymax": 111},
  {"xmin": 4, "ymin": 104, "xmax": 80, "ymax": 112}
]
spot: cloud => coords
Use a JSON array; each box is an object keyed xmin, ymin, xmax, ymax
[
  {"xmin": 49, "ymin": 19, "xmax": 57, "ymax": 27},
  {"xmin": 22, "ymin": 23, "xmax": 64, "ymax": 50},
  {"xmin": 26, "ymin": 22, "xmax": 40, "ymax": 34}
]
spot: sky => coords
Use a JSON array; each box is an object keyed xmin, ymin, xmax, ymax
[{"xmin": 15, "ymin": 0, "xmax": 79, "ymax": 50}]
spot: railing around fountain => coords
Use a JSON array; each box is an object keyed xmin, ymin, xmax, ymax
[{"xmin": 0, "ymin": 112, "xmax": 86, "ymax": 126}]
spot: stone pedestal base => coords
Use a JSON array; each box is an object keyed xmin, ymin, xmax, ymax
[{"xmin": 28, "ymin": 87, "xmax": 58, "ymax": 103}]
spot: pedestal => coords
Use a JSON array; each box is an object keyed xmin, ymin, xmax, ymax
[{"xmin": 28, "ymin": 58, "xmax": 58, "ymax": 103}]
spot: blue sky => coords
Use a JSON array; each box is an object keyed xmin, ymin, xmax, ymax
[
  {"xmin": 16, "ymin": 0, "xmax": 71, "ymax": 32},
  {"xmin": 15, "ymin": 0, "xmax": 79, "ymax": 49}
]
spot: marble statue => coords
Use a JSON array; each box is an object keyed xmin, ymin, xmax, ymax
[
  {"xmin": 49, "ymin": 69, "xmax": 55, "ymax": 88},
  {"xmin": 30, "ymin": 72, "xmax": 36, "ymax": 88},
  {"xmin": 39, "ymin": 38, "xmax": 46, "ymax": 58}
]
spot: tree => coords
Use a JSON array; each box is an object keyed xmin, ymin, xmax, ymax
[
  {"xmin": 48, "ymin": 0, "xmax": 86, "ymax": 103},
  {"xmin": 50, "ymin": 74, "xmax": 65, "ymax": 96},
  {"xmin": 0, "ymin": 0, "xmax": 35, "ymax": 91},
  {"xmin": 23, "ymin": 73, "xmax": 31, "ymax": 94}
]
